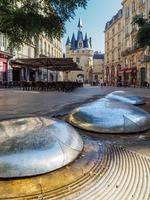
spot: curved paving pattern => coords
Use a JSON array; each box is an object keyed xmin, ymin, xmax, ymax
[
  {"xmin": 43, "ymin": 146, "xmax": 150, "ymax": 200},
  {"xmin": 0, "ymin": 138, "xmax": 149, "ymax": 200}
]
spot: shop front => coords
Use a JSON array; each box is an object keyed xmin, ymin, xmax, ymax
[
  {"xmin": 118, "ymin": 66, "xmax": 138, "ymax": 87},
  {"xmin": 105, "ymin": 67, "xmax": 110, "ymax": 85},
  {"xmin": 140, "ymin": 67, "xmax": 146, "ymax": 87},
  {"xmin": 0, "ymin": 57, "xmax": 8, "ymax": 82},
  {"xmin": 0, "ymin": 51, "xmax": 13, "ymax": 83},
  {"xmin": 110, "ymin": 66, "xmax": 116, "ymax": 86},
  {"xmin": 117, "ymin": 69, "xmax": 124, "ymax": 86},
  {"xmin": 131, "ymin": 67, "xmax": 137, "ymax": 86}
]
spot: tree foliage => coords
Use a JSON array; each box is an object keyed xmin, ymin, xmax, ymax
[
  {"xmin": 0, "ymin": 0, "xmax": 89, "ymax": 48},
  {"xmin": 133, "ymin": 13, "xmax": 150, "ymax": 49}
]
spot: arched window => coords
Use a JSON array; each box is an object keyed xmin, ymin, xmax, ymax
[{"xmin": 44, "ymin": 41, "xmax": 47, "ymax": 55}]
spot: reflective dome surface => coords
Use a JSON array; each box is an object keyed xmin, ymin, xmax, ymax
[
  {"xmin": 68, "ymin": 98, "xmax": 150, "ymax": 133},
  {"xmin": 0, "ymin": 117, "xmax": 83, "ymax": 178},
  {"xmin": 106, "ymin": 91, "xmax": 145, "ymax": 105}
]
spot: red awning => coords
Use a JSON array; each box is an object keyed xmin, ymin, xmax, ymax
[
  {"xmin": 118, "ymin": 67, "xmax": 132, "ymax": 74},
  {"xmin": 126, "ymin": 69, "xmax": 132, "ymax": 73},
  {"xmin": 118, "ymin": 71, "xmax": 124, "ymax": 75}
]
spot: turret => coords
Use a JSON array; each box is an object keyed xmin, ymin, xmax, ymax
[
  {"xmin": 77, "ymin": 18, "xmax": 84, "ymax": 49},
  {"xmin": 84, "ymin": 33, "xmax": 90, "ymax": 48},
  {"xmin": 66, "ymin": 18, "xmax": 92, "ymax": 51},
  {"xmin": 66, "ymin": 36, "xmax": 71, "ymax": 51},
  {"xmin": 71, "ymin": 33, "xmax": 76, "ymax": 50},
  {"xmin": 89, "ymin": 37, "xmax": 92, "ymax": 49}
]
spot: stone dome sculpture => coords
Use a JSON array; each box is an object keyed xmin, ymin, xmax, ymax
[
  {"xmin": 106, "ymin": 91, "xmax": 145, "ymax": 105},
  {"xmin": 68, "ymin": 98, "xmax": 150, "ymax": 134},
  {"xmin": 0, "ymin": 117, "xmax": 83, "ymax": 178}
]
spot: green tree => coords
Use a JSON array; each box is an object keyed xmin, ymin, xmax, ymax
[
  {"xmin": 0, "ymin": 0, "xmax": 89, "ymax": 48},
  {"xmin": 133, "ymin": 13, "xmax": 150, "ymax": 49}
]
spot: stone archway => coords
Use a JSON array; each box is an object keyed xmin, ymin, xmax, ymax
[
  {"xmin": 49, "ymin": 73, "xmax": 54, "ymax": 82},
  {"xmin": 77, "ymin": 74, "xmax": 84, "ymax": 82}
]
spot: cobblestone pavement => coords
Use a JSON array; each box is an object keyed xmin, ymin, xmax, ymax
[{"xmin": 0, "ymin": 86, "xmax": 150, "ymax": 120}]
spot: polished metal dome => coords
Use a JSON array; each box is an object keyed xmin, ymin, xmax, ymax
[
  {"xmin": 106, "ymin": 91, "xmax": 145, "ymax": 105},
  {"xmin": 68, "ymin": 98, "xmax": 150, "ymax": 134},
  {"xmin": 0, "ymin": 117, "xmax": 83, "ymax": 178}
]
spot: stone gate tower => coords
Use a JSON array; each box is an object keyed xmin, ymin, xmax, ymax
[{"xmin": 66, "ymin": 19, "xmax": 94, "ymax": 82}]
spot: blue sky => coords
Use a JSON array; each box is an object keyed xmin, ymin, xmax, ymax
[{"xmin": 63, "ymin": 0, "xmax": 121, "ymax": 53}]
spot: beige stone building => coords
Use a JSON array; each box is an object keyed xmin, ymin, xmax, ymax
[
  {"xmin": 104, "ymin": 9, "xmax": 123, "ymax": 86},
  {"xmin": 66, "ymin": 19, "xmax": 94, "ymax": 82},
  {"xmin": 0, "ymin": 34, "xmax": 63, "ymax": 83},
  {"xmin": 121, "ymin": 0, "xmax": 149, "ymax": 87},
  {"xmin": 104, "ymin": 0, "xmax": 150, "ymax": 87},
  {"xmin": 93, "ymin": 52, "xmax": 104, "ymax": 83}
]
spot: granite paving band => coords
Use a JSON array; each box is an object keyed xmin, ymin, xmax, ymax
[{"xmin": 1, "ymin": 139, "xmax": 149, "ymax": 200}]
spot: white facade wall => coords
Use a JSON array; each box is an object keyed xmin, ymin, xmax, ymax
[{"xmin": 66, "ymin": 49, "xmax": 94, "ymax": 82}]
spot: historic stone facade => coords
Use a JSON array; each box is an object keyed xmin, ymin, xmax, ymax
[
  {"xmin": 104, "ymin": 9, "xmax": 123, "ymax": 86},
  {"xmin": 0, "ymin": 34, "xmax": 63, "ymax": 83},
  {"xmin": 93, "ymin": 52, "xmax": 104, "ymax": 83},
  {"xmin": 121, "ymin": 0, "xmax": 149, "ymax": 87},
  {"xmin": 66, "ymin": 19, "xmax": 94, "ymax": 82},
  {"xmin": 104, "ymin": 0, "xmax": 150, "ymax": 87}
]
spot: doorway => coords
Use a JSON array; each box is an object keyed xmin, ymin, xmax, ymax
[
  {"xmin": 13, "ymin": 68, "xmax": 21, "ymax": 82},
  {"xmin": 140, "ymin": 67, "xmax": 146, "ymax": 87},
  {"xmin": 2, "ymin": 63, "xmax": 7, "ymax": 82}
]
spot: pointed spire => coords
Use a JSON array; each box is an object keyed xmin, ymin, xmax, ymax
[
  {"xmin": 77, "ymin": 31, "xmax": 83, "ymax": 43},
  {"xmin": 89, "ymin": 37, "xmax": 92, "ymax": 48},
  {"xmin": 78, "ymin": 18, "xmax": 83, "ymax": 30},
  {"xmin": 66, "ymin": 36, "xmax": 70, "ymax": 46},
  {"xmin": 71, "ymin": 33, "xmax": 76, "ymax": 50},
  {"xmin": 84, "ymin": 33, "xmax": 89, "ymax": 48},
  {"xmin": 85, "ymin": 33, "xmax": 88, "ymax": 40}
]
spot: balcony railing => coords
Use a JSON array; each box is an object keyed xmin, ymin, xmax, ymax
[
  {"xmin": 141, "ymin": 55, "xmax": 150, "ymax": 63},
  {"xmin": 121, "ymin": 46, "xmax": 141, "ymax": 57}
]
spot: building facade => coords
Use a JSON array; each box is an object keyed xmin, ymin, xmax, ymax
[
  {"xmin": 66, "ymin": 19, "xmax": 94, "ymax": 82},
  {"xmin": 121, "ymin": 0, "xmax": 148, "ymax": 87},
  {"xmin": 104, "ymin": 0, "xmax": 150, "ymax": 87},
  {"xmin": 0, "ymin": 34, "xmax": 63, "ymax": 83},
  {"xmin": 93, "ymin": 52, "xmax": 104, "ymax": 83},
  {"xmin": 104, "ymin": 9, "xmax": 123, "ymax": 86}
]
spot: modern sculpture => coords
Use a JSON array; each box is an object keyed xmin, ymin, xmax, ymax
[
  {"xmin": 0, "ymin": 117, "xmax": 83, "ymax": 178},
  {"xmin": 106, "ymin": 91, "xmax": 145, "ymax": 105},
  {"xmin": 68, "ymin": 98, "xmax": 150, "ymax": 133}
]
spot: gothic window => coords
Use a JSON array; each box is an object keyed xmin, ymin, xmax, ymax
[
  {"xmin": 48, "ymin": 45, "xmax": 50, "ymax": 57},
  {"xmin": 28, "ymin": 46, "xmax": 31, "ymax": 57},
  {"xmin": 44, "ymin": 41, "xmax": 47, "ymax": 55},
  {"xmin": 79, "ymin": 42, "xmax": 82, "ymax": 48},
  {"xmin": 39, "ymin": 38, "xmax": 43, "ymax": 54}
]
